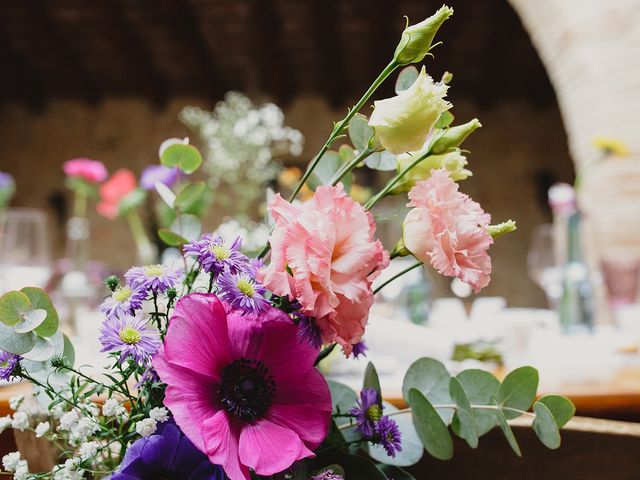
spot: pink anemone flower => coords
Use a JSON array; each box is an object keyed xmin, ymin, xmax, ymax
[
  {"xmin": 153, "ymin": 293, "xmax": 332, "ymax": 480},
  {"xmin": 63, "ymin": 157, "xmax": 108, "ymax": 183},
  {"xmin": 97, "ymin": 168, "xmax": 137, "ymax": 219}
]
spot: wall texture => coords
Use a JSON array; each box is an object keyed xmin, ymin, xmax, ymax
[{"xmin": 0, "ymin": 94, "xmax": 574, "ymax": 307}]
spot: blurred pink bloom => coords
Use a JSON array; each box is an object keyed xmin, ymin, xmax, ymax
[
  {"xmin": 259, "ymin": 184, "xmax": 389, "ymax": 356},
  {"xmin": 63, "ymin": 158, "xmax": 108, "ymax": 183},
  {"xmin": 97, "ymin": 169, "xmax": 137, "ymax": 219},
  {"xmin": 403, "ymin": 168, "xmax": 493, "ymax": 292}
]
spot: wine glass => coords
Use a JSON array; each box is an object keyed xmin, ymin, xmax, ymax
[{"xmin": 527, "ymin": 224, "xmax": 564, "ymax": 309}]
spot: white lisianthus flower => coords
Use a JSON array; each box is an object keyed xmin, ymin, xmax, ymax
[
  {"xmin": 9, "ymin": 395, "xmax": 24, "ymax": 411},
  {"xmin": 78, "ymin": 441, "xmax": 99, "ymax": 461},
  {"xmin": 35, "ymin": 421, "xmax": 50, "ymax": 438},
  {"xmin": 149, "ymin": 407, "xmax": 169, "ymax": 423},
  {"xmin": 369, "ymin": 67, "xmax": 451, "ymax": 155},
  {"xmin": 2, "ymin": 451, "xmax": 21, "ymax": 472},
  {"xmin": 11, "ymin": 412, "xmax": 29, "ymax": 431},
  {"xmin": 0, "ymin": 415, "xmax": 12, "ymax": 434},
  {"xmin": 135, "ymin": 418, "xmax": 157, "ymax": 437}
]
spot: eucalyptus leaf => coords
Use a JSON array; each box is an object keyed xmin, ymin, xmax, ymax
[
  {"xmin": 455, "ymin": 369, "xmax": 500, "ymax": 436},
  {"xmin": 158, "ymin": 229, "xmax": 188, "ymax": 247},
  {"xmin": 155, "ymin": 181, "xmax": 176, "ymax": 208},
  {"xmin": 395, "ymin": 66, "xmax": 420, "ymax": 93},
  {"xmin": 409, "ymin": 388, "xmax": 453, "ymax": 460},
  {"xmin": 62, "ymin": 334, "xmax": 75, "ymax": 367},
  {"xmin": 449, "ymin": 377, "xmax": 479, "ymax": 448},
  {"xmin": 328, "ymin": 380, "xmax": 358, "ymax": 414},
  {"xmin": 310, "ymin": 151, "xmax": 341, "ymax": 188},
  {"xmin": 170, "ymin": 214, "xmax": 201, "ymax": 242},
  {"xmin": 532, "ymin": 402, "xmax": 561, "ymax": 449},
  {"xmin": 174, "ymin": 182, "xmax": 206, "ymax": 211},
  {"xmin": 537, "ymin": 395, "xmax": 575, "ymax": 428},
  {"xmin": 161, "ymin": 143, "xmax": 202, "ymax": 174},
  {"xmin": 348, "ymin": 114, "xmax": 374, "ymax": 152},
  {"xmin": 492, "ymin": 399, "xmax": 522, "ymax": 457},
  {"xmin": 363, "ymin": 362, "xmax": 382, "ymax": 400},
  {"xmin": 496, "ymin": 366, "xmax": 539, "ymax": 419},
  {"xmin": 338, "ymin": 144, "xmax": 356, "ymax": 163},
  {"xmin": 377, "ymin": 464, "xmax": 416, "ymax": 480},
  {"xmin": 0, "ymin": 322, "xmax": 36, "ymax": 355},
  {"xmin": 20, "ymin": 287, "xmax": 59, "ymax": 337},
  {"xmin": 402, "ymin": 357, "xmax": 453, "ymax": 424},
  {"xmin": 13, "ymin": 309, "xmax": 47, "ymax": 333},
  {"xmin": 0, "ymin": 290, "xmax": 31, "ymax": 326},
  {"xmin": 365, "ymin": 151, "xmax": 397, "ymax": 171},
  {"xmin": 21, "ymin": 336, "xmax": 56, "ymax": 362},
  {"xmin": 118, "ymin": 188, "xmax": 147, "ymax": 216},
  {"xmin": 367, "ymin": 403, "xmax": 423, "ymax": 467}
]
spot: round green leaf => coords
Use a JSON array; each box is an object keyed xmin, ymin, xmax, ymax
[
  {"xmin": 408, "ymin": 388, "xmax": 453, "ymax": 460},
  {"xmin": 395, "ymin": 66, "xmax": 419, "ymax": 93},
  {"xmin": 155, "ymin": 182, "xmax": 176, "ymax": 208},
  {"xmin": 13, "ymin": 309, "xmax": 47, "ymax": 333},
  {"xmin": 497, "ymin": 366, "xmax": 539, "ymax": 419},
  {"xmin": 170, "ymin": 214, "xmax": 201, "ymax": 242},
  {"xmin": 158, "ymin": 229, "xmax": 188, "ymax": 247},
  {"xmin": 348, "ymin": 114, "xmax": 374, "ymax": 152},
  {"xmin": 0, "ymin": 322, "xmax": 36, "ymax": 355},
  {"xmin": 21, "ymin": 287, "xmax": 59, "ymax": 337},
  {"xmin": 0, "ymin": 291, "xmax": 31, "ymax": 326},
  {"xmin": 174, "ymin": 182, "xmax": 206, "ymax": 211},
  {"xmin": 21, "ymin": 335, "xmax": 56, "ymax": 362},
  {"xmin": 402, "ymin": 357, "xmax": 453, "ymax": 424},
  {"xmin": 328, "ymin": 380, "xmax": 358, "ymax": 415},
  {"xmin": 310, "ymin": 151, "xmax": 341, "ymax": 188},
  {"xmin": 455, "ymin": 369, "xmax": 500, "ymax": 436},
  {"xmin": 532, "ymin": 402, "xmax": 561, "ymax": 449},
  {"xmin": 365, "ymin": 151, "xmax": 397, "ymax": 171},
  {"xmin": 449, "ymin": 377, "xmax": 479, "ymax": 448},
  {"xmin": 537, "ymin": 395, "xmax": 575, "ymax": 428},
  {"xmin": 367, "ymin": 403, "xmax": 423, "ymax": 467},
  {"xmin": 161, "ymin": 143, "xmax": 203, "ymax": 174}
]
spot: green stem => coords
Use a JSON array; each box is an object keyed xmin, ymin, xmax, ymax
[
  {"xmin": 125, "ymin": 209, "xmax": 153, "ymax": 264},
  {"xmin": 330, "ymin": 146, "xmax": 375, "ymax": 186},
  {"xmin": 73, "ymin": 190, "xmax": 87, "ymax": 218},
  {"xmin": 373, "ymin": 261, "xmax": 422, "ymax": 295}
]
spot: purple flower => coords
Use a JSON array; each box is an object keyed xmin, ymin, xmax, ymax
[
  {"xmin": 140, "ymin": 165, "xmax": 183, "ymax": 190},
  {"xmin": 217, "ymin": 271, "xmax": 270, "ymax": 315},
  {"xmin": 184, "ymin": 234, "xmax": 247, "ymax": 277},
  {"xmin": 352, "ymin": 340, "xmax": 368, "ymax": 359},
  {"xmin": 0, "ymin": 351, "xmax": 20, "ymax": 381},
  {"xmin": 135, "ymin": 366, "xmax": 160, "ymax": 389},
  {"xmin": 99, "ymin": 314, "xmax": 161, "ymax": 364},
  {"xmin": 311, "ymin": 469, "xmax": 344, "ymax": 480},
  {"xmin": 350, "ymin": 388, "xmax": 382, "ymax": 439},
  {"xmin": 375, "ymin": 416, "xmax": 402, "ymax": 457},
  {"xmin": 125, "ymin": 263, "xmax": 184, "ymax": 294},
  {"xmin": 244, "ymin": 257, "xmax": 265, "ymax": 277},
  {"xmin": 111, "ymin": 421, "xmax": 227, "ymax": 479},
  {"xmin": 0, "ymin": 172, "xmax": 14, "ymax": 189},
  {"xmin": 99, "ymin": 285, "xmax": 147, "ymax": 319},
  {"xmin": 297, "ymin": 315, "xmax": 323, "ymax": 349}
]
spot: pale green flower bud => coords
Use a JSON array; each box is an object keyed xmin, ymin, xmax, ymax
[
  {"xmin": 394, "ymin": 6, "xmax": 454, "ymax": 66},
  {"xmin": 392, "ymin": 148, "xmax": 471, "ymax": 194},
  {"xmin": 431, "ymin": 118, "xmax": 482, "ymax": 154},
  {"xmin": 487, "ymin": 220, "xmax": 517, "ymax": 239},
  {"xmin": 369, "ymin": 67, "xmax": 451, "ymax": 155}
]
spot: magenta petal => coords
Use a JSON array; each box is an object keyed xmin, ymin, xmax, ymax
[
  {"xmin": 164, "ymin": 294, "xmax": 232, "ymax": 376},
  {"xmin": 203, "ymin": 412, "xmax": 250, "ymax": 480},
  {"xmin": 267, "ymin": 401, "xmax": 330, "ymax": 450},
  {"xmin": 238, "ymin": 419, "xmax": 314, "ymax": 476}
]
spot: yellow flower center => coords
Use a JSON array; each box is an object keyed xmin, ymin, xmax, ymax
[
  {"xmin": 113, "ymin": 287, "xmax": 132, "ymax": 302},
  {"xmin": 236, "ymin": 279, "xmax": 255, "ymax": 297},
  {"xmin": 210, "ymin": 244, "xmax": 231, "ymax": 260},
  {"xmin": 366, "ymin": 404, "xmax": 383, "ymax": 422},
  {"xmin": 144, "ymin": 265, "xmax": 164, "ymax": 277},
  {"xmin": 119, "ymin": 327, "xmax": 141, "ymax": 345}
]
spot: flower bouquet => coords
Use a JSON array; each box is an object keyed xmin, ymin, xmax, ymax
[{"xmin": 0, "ymin": 6, "xmax": 574, "ymax": 480}]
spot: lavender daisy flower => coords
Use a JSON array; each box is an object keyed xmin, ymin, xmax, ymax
[
  {"xmin": 217, "ymin": 270, "xmax": 270, "ymax": 315},
  {"xmin": 99, "ymin": 314, "xmax": 161, "ymax": 364},
  {"xmin": 350, "ymin": 388, "xmax": 382, "ymax": 439},
  {"xmin": 184, "ymin": 234, "xmax": 247, "ymax": 276},
  {"xmin": 140, "ymin": 165, "xmax": 183, "ymax": 190},
  {"xmin": 311, "ymin": 469, "xmax": 344, "ymax": 480},
  {"xmin": 352, "ymin": 340, "xmax": 368, "ymax": 359},
  {"xmin": 0, "ymin": 351, "xmax": 20, "ymax": 381},
  {"xmin": 99, "ymin": 285, "xmax": 147, "ymax": 319},
  {"xmin": 297, "ymin": 315, "xmax": 323, "ymax": 349},
  {"xmin": 375, "ymin": 416, "xmax": 403, "ymax": 457},
  {"xmin": 125, "ymin": 263, "xmax": 184, "ymax": 294},
  {"xmin": 135, "ymin": 366, "xmax": 160, "ymax": 389}
]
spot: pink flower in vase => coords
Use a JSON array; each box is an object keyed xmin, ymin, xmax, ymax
[
  {"xmin": 259, "ymin": 184, "xmax": 389, "ymax": 356},
  {"xmin": 154, "ymin": 293, "xmax": 331, "ymax": 480},
  {"xmin": 403, "ymin": 168, "xmax": 493, "ymax": 292},
  {"xmin": 97, "ymin": 168, "xmax": 137, "ymax": 219},
  {"xmin": 63, "ymin": 158, "xmax": 108, "ymax": 183}
]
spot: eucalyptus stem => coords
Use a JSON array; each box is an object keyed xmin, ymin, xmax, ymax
[
  {"xmin": 373, "ymin": 261, "xmax": 423, "ymax": 295},
  {"xmin": 330, "ymin": 146, "xmax": 375, "ymax": 186},
  {"xmin": 73, "ymin": 190, "xmax": 87, "ymax": 218}
]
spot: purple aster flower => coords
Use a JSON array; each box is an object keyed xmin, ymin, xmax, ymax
[
  {"xmin": 183, "ymin": 234, "xmax": 247, "ymax": 277},
  {"xmin": 0, "ymin": 351, "xmax": 20, "ymax": 381},
  {"xmin": 99, "ymin": 314, "xmax": 161, "ymax": 364},
  {"xmin": 375, "ymin": 416, "xmax": 402, "ymax": 457},
  {"xmin": 217, "ymin": 270, "xmax": 270, "ymax": 315},
  {"xmin": 140, "ymin": 165, "xmax": 183, "ymax": 190},
  {"xmin": 297, "ymin": 315, "xmax": 323, "ymax": 349},
  {"xmin": 350, "ymin": 388, "xmax": 382, "ymax": 439},
  {"xmin": 125, "ymin": 263, "xmax": 184, "ymax": 294},
  {"xmin": 244, "ymin": 257, "xmax": 265, "ymax": 277},
  {"xmin": 111, "ymin": 421, "xmax": 227, "ymax": 479},
  {"xmin": 136, "ymin": 366, "xmax": 160, "ymax": 388},
  {"xmin": 311, "ymin": 469, "xmax": 344, "ymax": 480},
  {"xmin": 99, "ymin": 284, "xmax": 147, "ymax": 319},
  {"xmin": 352, "ymin": 340, "xmax": 368, "ymax": 359}
]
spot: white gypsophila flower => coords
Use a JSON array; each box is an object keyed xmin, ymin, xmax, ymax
[
  {"xmin": 149, "ymin": 407, "xmax": 169, "ymax": 423},
  {"xmin": 35, "ymin": 421, "xmax": 50, "ymax": 438},
  {"xmin": 102, "ymin": 398, "xmax": 125, "ymax": 417},
  {"xmin": 13, "ymin": 460, "xmax": 29, "ymax": 480},
  {"xmin": 78, "ymin": 441, "xmax": 99, "ymax": 461},
  {"xmin": 0, "ymin": 415, "xmax": 12, "ymax": 434},
  {"xmin": 81, "ymin": 402, "xmax": 100, "ymax": 417},
  {"xmin": 69, "ymin": 418, "xmax": 99, "ymax": 445},
  {"xmin": 52, "ymin": 404, "xmax": 66, "ymax": 419},
  {"xmin": 11, "ymin": 412, "xmax": 29, "ymax": 431},
  {"xmin": 58, "ymin": 410, "xmax": 80, "ymax": 432},
  {"xmin": 64, "ymin": 458, "xmax": 80, "ymax": 472},
  {"xmin": 53, "ymin": 463, "xmax": 84, "ymax": 480},
  {"xmin": 135, "ymin": 418, "xmax": 157, "ymax": 437},
  {"xmin": 2, "ymin": 451, "xmax": 21, "ymax": 472},
  {"xmin": 9, "ymin": 395, "xmax": 24, "ymax": 411}
]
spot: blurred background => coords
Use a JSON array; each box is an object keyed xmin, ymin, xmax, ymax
[{"xmin": 2, "ymin": 0, "xmax": 640, "ymax": 429}]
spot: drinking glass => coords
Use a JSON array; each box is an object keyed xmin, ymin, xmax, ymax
[{"xmin": 527, "ymin": 224, "xmax": 564, "ymax": 308}]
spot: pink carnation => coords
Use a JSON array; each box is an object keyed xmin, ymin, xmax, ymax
[
  {"xmin": 154, "ymin": 294, "xmax": 331, "ymax": 480},
  {"xmin": 403, "ymin": 168, "xmax": 493, "ymax": 292},
  {"xmin": 97, "ymin": 168, "xmax": 137, "ymax": 219},
  {"xmin": 63, "ymin": 158, "xmax": 107, "ymax": 183},
  {"xmin": 259, "ymin": 184, "xmax": 389, "ymax": 356}
]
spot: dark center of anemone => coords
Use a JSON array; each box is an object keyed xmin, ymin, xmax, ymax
[{"xmin": 217, "ymin": 358, "xmax": 275, "ymax": 422}]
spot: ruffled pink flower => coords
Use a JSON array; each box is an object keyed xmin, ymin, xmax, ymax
[
  {"xmin": 259, "ymin": 185, "xmax": 389, "ymax": 356},
  {"xmin": 63, "ymin": 158, "xmax": 108, "ymax": 183},
  {"xmin": 154, "ymin": 294, "xmax": 331, "ymax": 480},
  {"xmin": 97, "ymin": 169, "xmax": 137, "ymax": 219},
  {"xmin": 403, "ymin": 168, "xmax": 493, "ymax": 292}
]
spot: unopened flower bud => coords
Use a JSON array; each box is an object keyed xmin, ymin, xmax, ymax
[
  {"xmin": 393, "ymin": 6, "xmax": 454, "ymax": 66},
  {"xmin": 487, "ymin": 220, "xmax": 517, "ymax": 239},
  {"xmin": 392, "ymin": 148, "xmax": 471, "ymax": 194},
  {"xmin": 105, "ymin": 275, "xmax": 120, "ymax": 292},
  {"xmin": 441, "ymin": 71, "xmax": 453, "ymax": 84},
  {"xmin": 431, "ymin": 118, "xmax": 482, "ymax": 154}
]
